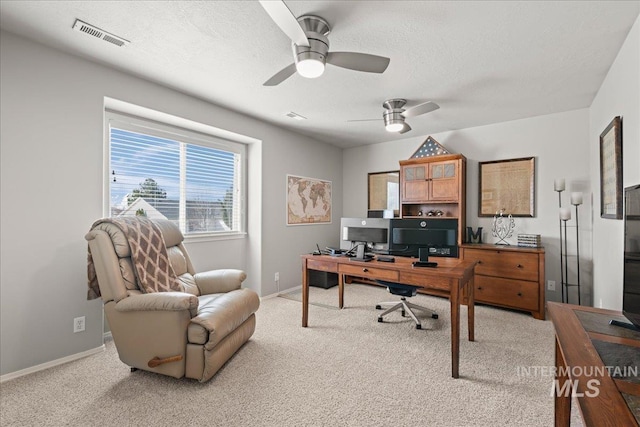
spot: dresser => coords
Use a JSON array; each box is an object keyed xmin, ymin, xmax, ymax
[{"xmin": 460, "ymin": 243, "xmax": 545, "ymax": 320}]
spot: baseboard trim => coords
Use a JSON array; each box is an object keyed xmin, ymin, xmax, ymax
[
  {"xmin": 261, "ymin": 285, "xmax": 302, "ymax": 300},
  {"xmin": 0, "ymin": 344, "xmax": 106, "ymax": 383}
]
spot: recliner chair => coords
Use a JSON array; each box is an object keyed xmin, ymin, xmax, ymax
[
  {"xmin": 375, "ymin": 280, "xmax": 438, "ymax": 329},
  {"xmin": 85, "ymin": 218, "xmax": 259, "ymax": 382}
]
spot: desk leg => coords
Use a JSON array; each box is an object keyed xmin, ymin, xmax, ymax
[
  {"xmin": 554, "ymin": 338, "xmax": 571, "ymax": 427},
  {"xmin": 450, "ymin": 278, "xmax": 460, "ymax": 379},
  {"xmin": 338, "ymin": 273, "xmax": 344, "ymax": 309},
  {"xmin": 467, "ymin": 276, "xmax": 475, "ymax": 342},
  {"xmin": 302, "ymin": 261, "xmax": 309, "ymax": 327}
]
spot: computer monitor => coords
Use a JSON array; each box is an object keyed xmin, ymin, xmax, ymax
[
  {"xmin": 339, "ymin": 218, "xmax": 390, "ymax": 256},
  {"xmin": 612, "ymin": 184, "xmax": 640, "ymax": 331},
  {"xmin": 388, "ymin": 218, "xmax": 458, "ymax": 258}
]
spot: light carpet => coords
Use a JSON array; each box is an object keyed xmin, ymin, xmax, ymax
[{"xmin": 1, "ymin": 283, "xmax": 564, "ymax": 426}]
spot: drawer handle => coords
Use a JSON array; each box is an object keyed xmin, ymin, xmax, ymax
[
  {"xmin": 516, "ymin": 264, "xmax": 524, "ymax": 268},
  {"xmin": 362, "ymin": 268, "xmax": 369, "ymax": 273}
]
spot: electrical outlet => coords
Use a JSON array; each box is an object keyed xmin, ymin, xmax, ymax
[
  {"xmin": 274, "ymin": 272, "xmax": 279, "ymax": 282},
  {"xmin": 73, "ymin": 316, "xmax": 85, "ymax": 333},
  {"xmin": 547, "ymin": 280, "xmax": 556, "ymax": 291}
]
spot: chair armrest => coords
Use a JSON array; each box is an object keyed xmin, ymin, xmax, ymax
[
  {"xmin": 115, "ymin": 292, "xmax": 199, "ymax": 317},
  {"xmin": 194, "ymin": 269, "xmax": 247, "ymax": 295}
]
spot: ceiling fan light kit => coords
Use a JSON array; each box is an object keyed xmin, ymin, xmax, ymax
[
  {"xmin": 383, "ymin": 99, "xmax": 409, "ymax": 133},
  {"xmin": 293, "ymin": 16, "xmax": 330, "ymax": 79}
]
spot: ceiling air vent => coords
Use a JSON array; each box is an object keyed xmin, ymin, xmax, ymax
[
  {"xmin": 285, "ymin": 112, "xmax": 307, "ymax": 121},
  {"xmin": 72, "ymin": 19, "xmax": 129, "ymax": 47}
]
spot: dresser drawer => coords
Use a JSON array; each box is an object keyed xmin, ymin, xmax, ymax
[
  {"xmin": 339, "ymin": 263, "xmax": 399, "ymax": 282},
  {"xmin": 463, "ymin": 248, "xmax": 538, "ymax": 281},
  {"xmin": 474, "ymin": 275, "xmax": 539, "ymax": 311}
]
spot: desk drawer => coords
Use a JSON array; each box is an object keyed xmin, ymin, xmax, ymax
[
  {"xmin": 339, "ymin": 263, "xmax": 399, "ymax": 282},
  {"xmin": 306, "ymin": 259, "xmax": 338, "ymax": 273},
  {"xmin": 474, "ymin": 275, "xmax": 538, "ymax": 311},
  {"xmin": 463, "ymin": 249, "xmax": 538, "ymax": 281},
  {"xmin": 399, "ymin": 270, "xmax": 451, "ymax": 292}
]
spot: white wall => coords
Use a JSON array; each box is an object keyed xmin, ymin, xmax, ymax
[
  {"xmin": 0, "ymin": 31, "xmax": 342, "ymax": 377},
  {"xmin": 344, "ymin": 109, "xmax": 592, "ymax": 305},
  {"xmin": 590, "ymin": 16, "xmax": 640, "ymax": 310}
]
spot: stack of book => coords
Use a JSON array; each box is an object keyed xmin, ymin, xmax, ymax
[{"xmin": 517, "ymin": 234, "xmax": 542, "ymax": 248}]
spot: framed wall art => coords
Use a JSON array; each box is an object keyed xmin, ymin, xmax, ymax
[
  {"xmin": 286, "ymin": 174, "xmax": 332, "ymax": 225},
  {"xmin": 478, "ymin": 157, "xmax": 535, "ymax": 217},
  {"xmin": 599, "ymin": 116, "xmax": 622, "ymax": 219}
]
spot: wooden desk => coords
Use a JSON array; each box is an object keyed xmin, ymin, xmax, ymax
[
  {"xmin": 548, "ymin": 302, "xmax": 640, "ymax": 426},
  {"xmin": 301, "ymin": 254, "xmax": 477, "ymax": 378}
]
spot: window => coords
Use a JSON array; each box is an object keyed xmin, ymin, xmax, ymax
[{"xmin": 106, "ymin": 111, "xmax": 245, "ymax": 237}]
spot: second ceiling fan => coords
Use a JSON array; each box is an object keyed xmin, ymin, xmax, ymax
[
  {"xmin": 349, "ymin": 99, "xmax": 440, "ymax": 134},
  {"xmin": 259, "ymin": 0, "xmax": 391, "ymax": 86}
]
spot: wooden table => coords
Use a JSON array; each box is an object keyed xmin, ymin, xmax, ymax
[
  {"xmin": 548, "ymin": 302, "xmax": 640, "ymax": 426},
  {"xmin": 301, "ymin": 254, "xmax": 478, "ymax": 378}
]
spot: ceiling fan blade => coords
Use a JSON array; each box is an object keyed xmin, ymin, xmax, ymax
[
  {"xmin": 263, "ymin": 63, "xmax": 297, "ymax": 86},
  {"xmin": 326, "ymin": 52, "xmax": 390, "ymax": 73},
  {"xmin": 402, "ymin": 101, "xmax": 440, "ymax": 118},
  {"xmin": 347, "ymin": 119, "xmax": 382, "ymax": 122},
  {"xmin": 398, "ymin": 123, "xmax": 412, "ymax": 134},
  {"xmin": 259, "ymin": 0, "xmax": 310, "ymax": 47}
]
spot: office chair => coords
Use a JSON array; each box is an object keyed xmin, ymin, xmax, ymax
[{"xmin": 375, "ymin": 280, "xmax": 438, "ymax": 329}]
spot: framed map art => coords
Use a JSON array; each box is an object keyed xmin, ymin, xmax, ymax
[{"xmin": 286, "ymin": 174, "xmax": 332, "ymax": 225}]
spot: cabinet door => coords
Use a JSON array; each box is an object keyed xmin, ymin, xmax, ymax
[
  {"xmin": 402, "ymin": 165, "xmax": 428, "ymax": 201},
  {"xmin": 429, "ymin": 160, "xmax": 458, "ymax": 200}
]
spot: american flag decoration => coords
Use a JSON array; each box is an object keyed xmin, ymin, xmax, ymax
[{"xmin": 410, "ymin": 136, "xmax": 450, "ymax": 158}]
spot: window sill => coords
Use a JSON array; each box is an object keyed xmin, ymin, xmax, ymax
[{"xmin": 184, "ymin": 232, "xmax": 247, "ymax": 244}]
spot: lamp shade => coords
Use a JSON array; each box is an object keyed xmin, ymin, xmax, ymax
[{"xmin": 560, "ymin": 207, "xmax": 571, "ymax": 221}]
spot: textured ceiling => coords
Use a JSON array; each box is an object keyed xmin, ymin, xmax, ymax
[{"xmin": 1, "ymin": 1, "xmax": 638, "ymax": 148}]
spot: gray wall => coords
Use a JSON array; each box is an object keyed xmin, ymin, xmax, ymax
[
  {"xmin": 0, "ymin": 31, "xmax": 342, "ymax": 377},
  {"xmin": 590, "ymin": 16, "xmax": 640, "ymax": 310}
]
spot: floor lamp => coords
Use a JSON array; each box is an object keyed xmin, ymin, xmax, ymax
[
  {"xmin": 554, "ymin": 179, "xmax": 565, "ymax": 303},
  {"xmin": 556, "ymin": 178, "xmax": 583, "ymax": 305}
]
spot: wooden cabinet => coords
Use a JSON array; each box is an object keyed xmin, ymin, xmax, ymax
[
  {"xmin": 400, "ymin": 154, "xmax": 466, "ymax": 247},
  {"xmin": 460, "ymin": 244, "xmax": 545, "ymax": 320},
  {"xmin": 402, "ymin": 159, "xmax": 459, "ymax": 202}
]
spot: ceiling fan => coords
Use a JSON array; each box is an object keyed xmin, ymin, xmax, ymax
[
  {"xmin": 348, "ymin": 99, "xmax": 440, "ymax": 134},
  {"xmin": 259, "ymin": 0, "xmax": 391, "ymax": 86}
]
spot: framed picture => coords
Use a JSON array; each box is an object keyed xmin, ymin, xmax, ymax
[
  {"xmin": 478, "ymin": 157, "xmax": 535, "ymax": 217},
  {"xmin": 599, "ymin": 116, "xmax": 623, "ymax": 219},
  {"xmin": 286, "ymin": 174, "xmax": 332, "ymax": 225},
  {"xmin": 367, "ymin": 170, "xmax": 399, "ymax": 217}
]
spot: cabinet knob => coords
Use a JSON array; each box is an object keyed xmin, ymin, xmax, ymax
[
  {"xmin": 477, "ymin": 286, "xmax": 483, "ymax": 290},
  {"xmin": 517, "ymin": 292, "xmax": 523, "ymax": 297},
  {"xmin": 363, "ymin": 268, "xmax": 369, "ymax": 273},
  {"xmin": 516, "ymin": 264, "xmax": 523, "ymax": 268},
  {"xmin": 477, "ymin": 260, "xmax": 482, "ymax": 264}
]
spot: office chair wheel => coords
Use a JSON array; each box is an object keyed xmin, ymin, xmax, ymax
[
  {"xmin": 401, "ymin": 310, "xmax": 406, "ymax": 317},
  {"xmin": 416, "ymin": 324, "xmax": 422, "ymax": 330},
  {"xmin": 130, "ymin": 367, "xmax": 138, "ymax": 372},
  {"xmin": 375, "ymin": 305, "xmax": 382, "ymax": 310},
  {"xmin": 377, "ymin": 317, "xmax": 383, "ymax": 322},
  {"xmin": 432, "ymin": 314, "xmax": 439, "ymax": 319}
]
